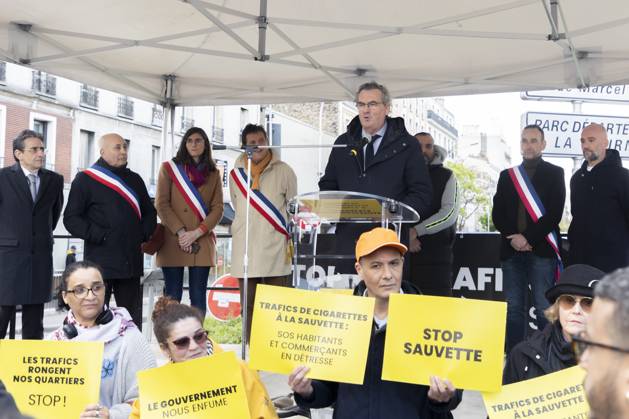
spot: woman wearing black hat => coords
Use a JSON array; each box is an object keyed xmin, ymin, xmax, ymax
[{"xmin": 503, "ymin": 264, "xmax": 605, "ymax": 384}]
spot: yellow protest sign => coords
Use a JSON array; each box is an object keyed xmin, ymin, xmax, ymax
[
  {"xmin": 0, "ymin": 339, "xmax": 103, "ymax": 419},
  {"xmin": 382, "ymin": 294, "xmax": 506, "ymax": 392},
  {"xmin": 136, "ymin": 351, "xmax": 250, "ymax": 419},
  {"xmin": 249, "ymin": 285, "xmax": 374, "ymax": 384},
  {"xmin": 482, "ymin": 366, "xmax": 589, "ymax": 418}
]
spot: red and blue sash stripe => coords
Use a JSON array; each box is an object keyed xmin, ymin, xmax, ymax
[
  {"xmin": 83, "ymin": 164, "xmax": 142, "ymax": 219},
  {"xmin": 230, "ymin": 167, "xmax": 289, "ymax": 240},
  {"xmin": 163, "ymin": 160, "xmax": 209, "ymax": 222},
  {"xmin": 508, "ymin": 165, "xmax": 563, "ymax": 280}
]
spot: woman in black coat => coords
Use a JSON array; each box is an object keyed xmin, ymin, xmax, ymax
[{"xmin": 503, "ymin": 264, "xmax": 604, "ymax": 384}]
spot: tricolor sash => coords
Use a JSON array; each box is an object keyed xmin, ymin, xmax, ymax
[
  {"xmin": 230, "ymin": 167, "xmax": 290, "ymax": 240},
  {"xmin": 163, "ymin": 160, "xmax": 209, "ymax": 222},
  {"xmin": 83, "ymin": 164, "xmax": 142, "ymax": 219},
  {"xmin": 508, "ymin": 165, "xmax": 563, "ymax": 280}
]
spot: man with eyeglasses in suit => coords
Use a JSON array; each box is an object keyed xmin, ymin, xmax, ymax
[
  {"xmin": 0, "ymin": 129, "xmax": 64, "ymax": 339},
  {"xmin": 573, "ymin": 267, "xmax": 629, "ymax": 419},
  {"xmin": 319, "ymin": 81, "xmax": 432, "ymax": 277}
]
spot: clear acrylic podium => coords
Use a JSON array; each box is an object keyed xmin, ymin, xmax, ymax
[{"xmin": 288, "ymin": 191, "xmax": 420, "ymax": 291}]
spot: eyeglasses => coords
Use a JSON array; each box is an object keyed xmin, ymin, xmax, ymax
[
  {"xmin": 558, "ymin": 295, "xmax": 593, "ymax": 313},
  {"xmin": 23, "ymin": 147, "xmax": 46, "ymax": 153},
  {"xmin": 571, "ymin": 333, "xmax": 629, "ymax": 363},
  {"xmin": 356, "ymin": 101, "xmax": 383, "ymax": 110},
  {"xmin": 170, "ymin": 330, "xmax": 209, "ymax": 350},
  {"xmin": 65, "ymin": 283, "xmax": 106, "ymax": 298}
]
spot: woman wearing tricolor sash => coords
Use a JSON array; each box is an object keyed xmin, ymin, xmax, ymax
[
  {"xmin": 229, "ymin": 124, "xmax": 297, "ymax": 343},
  {"xmin": 155, "ymin": 127, "xmax": 223, "ymax": 316}
]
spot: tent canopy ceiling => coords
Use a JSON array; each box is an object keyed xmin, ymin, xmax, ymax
[{"xmin": 1, "ymin": 0, "xmax": 628, "ymax": 106}]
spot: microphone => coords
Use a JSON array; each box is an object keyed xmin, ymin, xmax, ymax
[{"xmin": 348, "ymin": 137, "xmax": 368, "ymax": 157}]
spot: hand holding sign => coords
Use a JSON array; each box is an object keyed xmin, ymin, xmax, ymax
[
  {"xmin": 427, "ymin": 376, "xmax": 456, "ymax": 403},
  {"xmin": 288, "ymin": 366, "xmax": 314, "ymax": 398}
]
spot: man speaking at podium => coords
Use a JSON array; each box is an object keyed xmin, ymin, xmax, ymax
[{"xmin": 319, "ymin": 81, "xmax": 432, "ymax": 275}]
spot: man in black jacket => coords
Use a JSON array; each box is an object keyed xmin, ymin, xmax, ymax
[
  {"xmin": 409, "ymin": 133, "xmax": 459, "ymax": 296},
  {"xmin": 64, "ymin": 133, "xmax": 156, "ymax": 329},
  {"xmin": 319, "ymin": 81, "xmax": 432, "ymax": 275},
  {"xmin": 492, "ymin": 125, "xmax": 565, "ymax": 353},
  {"xmin": 0, "ymin": 130, "xmax": 64, "ymax": 339},
  {"xmin": 568, "ymin": 123, "xmax": 629, "ymax": 273},
  {"xmin": 289, "ymin": 227, "xmax": 461, "ymax": 419}
]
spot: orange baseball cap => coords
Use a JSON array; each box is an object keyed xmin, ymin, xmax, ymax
[{"xmin": 355, "ymin": 227, "xmax": 408, "ymax": 261}]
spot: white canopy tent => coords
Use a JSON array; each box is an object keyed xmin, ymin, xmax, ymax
[{"xmin": 1, "ymin": 0, "xmax": 629, "ymax": 106}]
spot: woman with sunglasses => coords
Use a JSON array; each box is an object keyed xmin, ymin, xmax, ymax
[
  {"xmin": 49, "ymin": 261, "xmax": 156, "ymax": 419},
  {"xmin": 129, "ymin": 296, "xmax": 278, "ymax": 418},
  {"xmin": 503, "ymin": 264, "xmax": 605, "ymax": 384}
]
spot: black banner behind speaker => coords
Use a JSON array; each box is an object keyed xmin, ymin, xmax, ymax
[{"xmin": 452, "ymin": 233, "xmax": 504, "ymax": 301}]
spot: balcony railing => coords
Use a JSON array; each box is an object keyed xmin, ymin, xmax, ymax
[
  {"xmin": 180, "ymin": 117, "xmax": 195, "ymax": 133},
  {"xmin": 151, "ymin": 106, "xmax": 163, "ymax": 127},
  {"xmin": 0, "ymin": 62, "xmax": 6, "ymax": 83},
  {"xmin": 32, "ymin": 71, "xmax": 57, "ymax": 97},
  {"xmin": 211, "ymin": 126, "xmax": 225, "ymax": 144},
  {"xmin": 79, "ymin": 85, "xmax": 99, "ymax": 109},
  {"xmin": 117, "ymin": 96, "xmax": 134, "ymax": 119}
]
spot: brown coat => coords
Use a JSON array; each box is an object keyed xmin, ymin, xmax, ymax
[{"xmin": 155, "ymin": 162, "xmax": 223, "ymax": 267}]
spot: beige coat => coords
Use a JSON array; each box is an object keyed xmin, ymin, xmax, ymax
[
  {"xmin": 155, "ymin": 162, "xmax": 223, "ymax": 267},
  {"xmin": 229, "ymin": 152, "xmax": 297, "ymax": 278}
]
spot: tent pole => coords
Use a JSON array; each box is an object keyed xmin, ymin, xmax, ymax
[
  {"xmin": 256, "ymin": 0, "xmax": 268, "ymax": 61},
  {"xmin": 160, "ymin": 75, "xmax": 176, "ymax": 160}
]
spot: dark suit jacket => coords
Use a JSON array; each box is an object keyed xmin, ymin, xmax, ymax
[
  {"xmin": 0, "ymin": 163, "xmax": 64, "ymax": 305},
  {"xmin": 492, "ymin": 159, "xmax": 565, "ymax": 260}
]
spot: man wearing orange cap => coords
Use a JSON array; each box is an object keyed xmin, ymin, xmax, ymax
[{"xmin": 288, "ymin": 227, "xmax": 461, "ymax": 418}]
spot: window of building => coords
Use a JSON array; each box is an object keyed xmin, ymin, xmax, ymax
[
  {"xmin": 180, "ymin": 108, "xmax": 194, "ymax": 133},
  {"xmin": 151, "ymin": 105, "xmax": 163, "ymax": 127},
  {"xmin": 30, "ymin": 113, "xmax": 57, "ymax": 171},
  {"xmin": 240, "ymin": 107, "xmax": 250, "ymax": 130},
  {"xmin": 80, "ymin": 130, "xmax": 96, "ymax": 169},
  {"xmin": 32, "ymin": 71, "xmax": 56, "ymax": 97},
  {"xmin": 80, "ymin": 84, "xmax": 99, "ymax": 109},
  {"xmin": 151, "ymin": 146, "xmax": 160, "ymax": 186},
  {"xmin": 117, "ymin": 96, "xmax": 134, "ymax": 119}
]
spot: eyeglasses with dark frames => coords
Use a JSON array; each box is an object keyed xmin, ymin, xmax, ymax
[
  {"xmin": 571, "ymin": 333, "xmax": 629, "ymax": 362},
  {"xmin": 170, "ymin": 330, "xmax": 209, "ymax": 350},
  {"xmin": 65, "ymin": 283, "xmax": 106, "ymax": 299}
]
